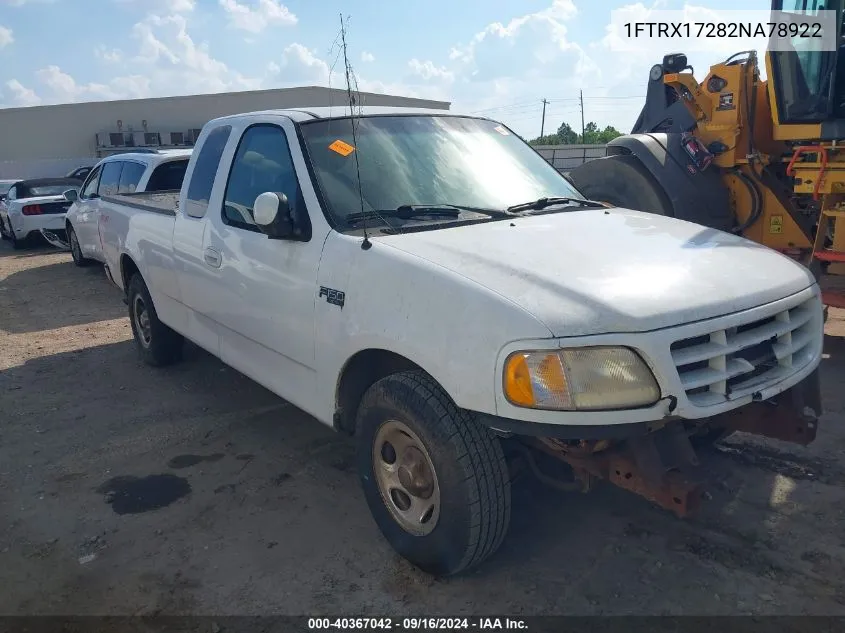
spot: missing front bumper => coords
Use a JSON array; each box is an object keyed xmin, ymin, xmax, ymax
[{"xmin": 522, "ymin": 369, "xmax": 823, "ymax": 517}]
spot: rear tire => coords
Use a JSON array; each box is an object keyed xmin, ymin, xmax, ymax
[
  {"xmin": 10, "ymin": 230, "xmax": 25, "ymax": 250},
  {"xmin": 569, "ymin": 153, "xmax": 735, "ymax": 232},
  {"xmin": 68, "ymin": 225, "xmax": 92, "ymax": 267},
  {"xmin": 569, "ymin": 154, "xmax": 675, "ymax": 216},
  {"xmin": 127, "ymin": 273, "xmax": 184, "ymax": 367},
  {"xmin": 356, "ymin": 370, "xmax": 511, "ymax": 576}
]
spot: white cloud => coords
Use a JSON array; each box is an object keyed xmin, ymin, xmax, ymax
[
  {"xmin": 113, "ymin": 0, "xmax": 195, "ymax": 12},
  {"xmin": 361, "ymin": 51, "xmax": 375, "ymax": 63},
  {"xmin": 0, "ymin": 24, "xmax": 13, "ymax": 48},
  {"xmin": 219, "ymin": 0, "xmax": 297, "ymax": 33},
  {"xmin": 4, "ymin": 79, "xmax": 41, "ymax": 107},
  {"xmin": 408, "ymin": 59, "xmax": 455, "ymax": 83},
  {"xmin": 276, "ymin": 43, "xmax": 330, "ymax": 84},
  {"xmin": 94, "ymin": 45, "xmax": 123, "ymax": 63},
  {"xmin": 2, "ymin": 0, "xmax": 58, "ymax": 6}
]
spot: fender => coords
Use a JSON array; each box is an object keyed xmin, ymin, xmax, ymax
[{"xmin": 607, "ymin": 133, "xmax": 735, "ymax": 233}]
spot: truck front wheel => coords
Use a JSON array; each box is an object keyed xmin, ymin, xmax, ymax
[
  {"xmin": 355, "ymin": 371, "xmax": 511, "ymax": 576},
  {"xmin": 127, "ymin": 273, "xmax": 184, "ymax": 367}
]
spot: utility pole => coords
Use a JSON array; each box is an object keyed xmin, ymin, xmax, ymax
[
  {"xmin": 579, "ymin": 90, "xmax": 585, "ymax": 142},
  {"xmin": 540, "ymin": 98, "xmax": 549, "ymax": 138}
]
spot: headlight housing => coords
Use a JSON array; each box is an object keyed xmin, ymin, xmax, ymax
[{"xmin": 503, "ymin": 346, "xmax": 660, "ymax": 411}]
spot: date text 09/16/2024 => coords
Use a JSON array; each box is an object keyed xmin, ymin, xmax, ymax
[
  {"xmin": 307, "ymin": 617, "xmax": 529, "ymax": 631},
  {"xmin": 623, "ymin": 21, "xmax": 823, "ymax": 39}
]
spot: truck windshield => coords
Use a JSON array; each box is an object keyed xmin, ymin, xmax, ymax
[{"xmin": 298, "ymin": 115, "xmax": 585, "ymax": 229}]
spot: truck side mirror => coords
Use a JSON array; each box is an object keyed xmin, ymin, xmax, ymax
[
  {"xmin": 253, "ymin": 192, "xmax": 295, "ymax": 240},
  {"xmin": 63, "ymin": 189, "xmax": 79, "ymax": 203}
]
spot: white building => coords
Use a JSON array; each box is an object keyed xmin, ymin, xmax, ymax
[{"xmin": 0, "ymin": 86, "xmax": 450, "ymax": 179}]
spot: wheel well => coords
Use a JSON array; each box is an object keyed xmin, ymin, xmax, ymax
[
  {"xmin": 334, "ymin": 349, "xmax": 425, "ymax": 435},
  {"xmin": 120, "ymin": 254, "xmax": 139, "ymax": 294}
]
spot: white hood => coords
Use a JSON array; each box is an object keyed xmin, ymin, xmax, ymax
[{"xmin": 376, "ymin": 208, "xmax": 816, "ymax": 336}]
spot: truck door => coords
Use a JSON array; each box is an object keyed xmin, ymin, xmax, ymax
[
  {"xmin": 171, "ymin": 123, "xmax": 234, "ymax": 355},
  {"xmin": 201, "ymin": 118, "xmax": 329, "ymax": 414}
]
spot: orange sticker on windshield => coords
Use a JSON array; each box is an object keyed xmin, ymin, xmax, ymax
[
  {"xmin": 493, "ymin": 125, "xmax": 510, "ymax": 136},
  {"xmin": 329, "ymin": 139, "xmax": 355, "ymax": 156}
]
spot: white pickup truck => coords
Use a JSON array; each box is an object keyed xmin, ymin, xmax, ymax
[{"xmin": 97, "ymin": 106, "xmax": 825, "ymax": 576}]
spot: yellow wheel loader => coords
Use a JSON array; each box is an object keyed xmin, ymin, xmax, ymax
[{"xmin": 568, "ymin": 0, "xmax": 845, "ymax": 310}]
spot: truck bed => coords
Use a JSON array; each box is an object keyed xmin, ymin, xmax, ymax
[{"xmin": 101, "ymin": 190, "xmax": 179, "ymax": 216}]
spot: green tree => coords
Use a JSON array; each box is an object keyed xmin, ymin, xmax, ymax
[
  {"xmin": 529, "ymin": 120, "xmax": 624, "ymax": 145},
  {"xmin": 556, "ymin": 122, "xmax": 579, "ymax": 144}
]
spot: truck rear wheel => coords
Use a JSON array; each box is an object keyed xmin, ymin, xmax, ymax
[
  {"xmin": 127, "ymin": 273, "xmax": 184, "ymax": 367},
  {"xmin": 355, "ymin": 371, "xmax": 511, "ymax": 576},
  {"xmin": 568, "ymin": 154, "xmax": 674, "ymax": 216}
]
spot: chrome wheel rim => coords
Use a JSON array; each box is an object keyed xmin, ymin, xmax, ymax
[
  {"xmin": 133, "ymin": 295, "xmax": 152, "ymax": 348},
  {"xmin": 373, "ymin": 419, "xmax": 441, "ymax": 536}
]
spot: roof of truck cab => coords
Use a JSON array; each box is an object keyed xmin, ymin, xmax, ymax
[
  {"xmin": 212, "ymin": 106, "xmax": 476, "ymax": 124},
  {"xmin": 97, "ymin": 149, "xmax": 193, "ymax": 167}
]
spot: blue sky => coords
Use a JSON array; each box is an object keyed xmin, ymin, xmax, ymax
[{"xmin": 0, "ymin": 0, "xmax": 766, "ymax": 138}]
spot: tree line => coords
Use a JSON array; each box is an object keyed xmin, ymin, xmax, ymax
[{"xmin": 529, "ymin": 121, "xmax": 623, "ymax": 146}]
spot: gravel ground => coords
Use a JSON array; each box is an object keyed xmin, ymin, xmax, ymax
[{"xmin": 1, "ymin": 241, "xmax": 845, "ymax": 616}]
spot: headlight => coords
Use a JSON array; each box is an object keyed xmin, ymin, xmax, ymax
[{"xmin": 503, "ymin": 346, "xmax": 660, "ymax": 411}]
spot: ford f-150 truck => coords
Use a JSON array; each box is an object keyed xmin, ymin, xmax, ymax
[{"xmin": 96, "ymin": 106, "xmax": 825, "ymax": 576}]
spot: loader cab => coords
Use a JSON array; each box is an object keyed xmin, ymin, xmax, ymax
[{"xmin": 767, "ymin": 0, "xmax": 845, "ymax": 138}]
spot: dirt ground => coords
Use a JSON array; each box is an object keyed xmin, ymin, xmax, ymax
[{"xmin": 1, "ymin": 241, "xmax": 845, "ymax": 616}]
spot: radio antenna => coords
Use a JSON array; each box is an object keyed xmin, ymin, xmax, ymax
[{"xmin": 339, "ymin": 14, "xmax": 371, "ymax": 250}]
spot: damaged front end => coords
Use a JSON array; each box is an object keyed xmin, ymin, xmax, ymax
[
  {"xmin": 520, "ymin": 369, "xmax": 823, "ymax": 517},
  {"xmin": 40, "ymin": 228, "xmax": 71, "ymax": 251}
]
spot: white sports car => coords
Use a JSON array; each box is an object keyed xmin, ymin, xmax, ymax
[{"xmin": 0, "ymin": 177, "xmax": 82, "ymax": 250}]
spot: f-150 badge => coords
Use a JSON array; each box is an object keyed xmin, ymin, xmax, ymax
[{"xmin": 319, "ymin": 286, "xmax": 345, "ymax": 309}]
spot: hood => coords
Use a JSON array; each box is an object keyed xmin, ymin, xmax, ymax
[{"xmin": 375, "ymin": 208, "xmax": 816, "ymax": 336}]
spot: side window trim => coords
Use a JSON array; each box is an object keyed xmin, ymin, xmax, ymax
[{"xmin": 221, "ymin": 122, "xmax": 304, "ymax": 235}]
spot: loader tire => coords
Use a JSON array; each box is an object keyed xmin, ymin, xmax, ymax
[
  {"xmin": 569, "ymin": 154, "xmax": 675, "ymax": 216},
  {"xmin": 356, "ymin": 370, "xmax": 511, "ymax": 577},
  {"xmin": 127, "ymin": 273, "xmax": 184, "ymax": 367}
]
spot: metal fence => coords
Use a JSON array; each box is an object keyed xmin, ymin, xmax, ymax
[{"xmin": 533, "ymin": 144, "xmax": 607, "ymax": 174}]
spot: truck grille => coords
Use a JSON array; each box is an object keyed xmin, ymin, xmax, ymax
[{"xmin": 670, "ymin": 296, "xmax": 820, "ymax": 407}]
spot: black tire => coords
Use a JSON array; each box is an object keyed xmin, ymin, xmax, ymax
[
  {"xmin": 67, "ymin": 224, "xmax": 92, "ymax": 267},
  {"xmin": 356, "ymin": 370, "xmax": 511, "ymax": 576},
  {"xmin": 569, "ymin": 154, "xmax": 675, "ymax": 216},
  {"xmin": 127, "ymin": 273, "xmax": 184, "ymax": 367},
  {"xmin": 569, "ymin": 153, "xmax": 735, "ymax": 232},
  {"xmin": 10, "ymin": 229, "xmax": 25, "ymax": 250}
]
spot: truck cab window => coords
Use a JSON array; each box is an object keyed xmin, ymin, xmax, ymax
[
  {"xmin": 147, "ymin": 159, "xmax": 189, "ymax": 192},
  {"xmin": 80, "ymin": 166, "xmax": 102, "ymax": 199},
  {"xmin": 99, "ymin": 161, "xmax": 124, "ymax": 197},
  {"xmin": 186, "ymin": 125, "xmax": 232, "ymax": 218},
  {"xmin": 118, "ymin": 162, "xmax": 146, "ymax": 194},
  {"xmin": 222, "ymin": 124, "xmax": 303, "ymax": 233}
]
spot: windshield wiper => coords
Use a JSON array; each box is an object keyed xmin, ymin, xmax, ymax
[
  {"xmin": 346, "ymin": 204, "xmax": 508, "ymax": 226},
  {"xmin": 506, "ymin": 196, "xmax": 606, "ymax": 213}
]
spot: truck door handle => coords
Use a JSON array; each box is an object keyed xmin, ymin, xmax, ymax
[{"xmin": 203, "ymin": 248, "xmax": 222, "ymax": 268}]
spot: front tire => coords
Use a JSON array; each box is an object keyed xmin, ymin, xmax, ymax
[
  {"xmin": 356, "ymin": 371, "xmax": 511, "ymax": 576},
  {"xmin": 127, "ymin": 273, "xmax": 184, "ymax": 366},
  {"xmin": 68, "ymin": 225, "xmax": 92, "ymax": 267}
]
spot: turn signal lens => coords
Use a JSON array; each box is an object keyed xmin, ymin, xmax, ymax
[{"xmin": 502, "ymin": 346, "xmax": 660, "ymax": 411}]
